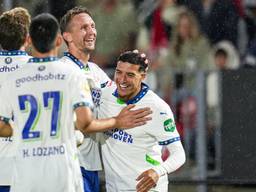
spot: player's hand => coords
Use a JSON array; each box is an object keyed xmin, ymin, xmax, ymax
[
  {"xmin": 115, "ymin": 104, "xmax": 152, "ymax": 128},
  {"xmin": 136, "ymin": 169, "xmax": 159, "ymax": 192},
  {"xmin": 75, "ymin": 130, "xmax": 84, "ymax": 147}
]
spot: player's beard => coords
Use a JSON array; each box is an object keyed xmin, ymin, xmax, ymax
[{"xmin": 82, "ymin": 37, "xmax": 96, "ymax": 53}]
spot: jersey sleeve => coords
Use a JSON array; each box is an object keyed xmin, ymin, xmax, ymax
[
  {"xmin": 95, "ymin": 65, "xmax": 111, "ymax": 88},
  {"xmin": 0, "ymin": 84, "xmax": 12, "ymax": 123},
  {"xmin": 147, "ymin": 103, "xmax": 181, "ymax": 146},
  {"xmin": 70, "ymin": 72, "xmax": 94, "ymax": 110}
]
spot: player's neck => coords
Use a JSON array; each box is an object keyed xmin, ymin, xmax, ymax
[
  {"xmin": 19, "ymin": 45, "xmax": 26, "ymax": 51},
  {"xmin": 68, "ymin": 47, "xmax": 90, "ymax": 65},
  {"xmin": 119, "ymin": 85, "xmax": 142, "ymax": 102},
  {"xmin": 32, "ymin": 49, "xmax": 57, "ymax": 58}
]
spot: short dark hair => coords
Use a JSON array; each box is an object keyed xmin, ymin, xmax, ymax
[
  {"xmin": 117, "ymin": 51, "xmax": 149, "ymax": 72},
  {"xmin": 30, "ymin": 13, "xmax": 59, "ymax": 53},
  {"xmin": 0, "ymin": 7, "xmax": 30, "ymax": 50},
  {"xmin": 215, "ymin": 48, "xmax": 228, "ymax": 58},
  {"xmin": 60, "ymin": 6, "xmax": 92, "ymax": 34}
]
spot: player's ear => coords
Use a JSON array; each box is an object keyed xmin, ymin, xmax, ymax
[
  {"xmin": 27, "ymin": 35, "xmax": 32, "ymax": 46},
  {"xmin": 141, "ymin": 72, "xmax": 146, "ymax": 81},
  {"xmin": 23, "ymin": 34, "xmax": 30, "ymax": 48},
  {"xmin": 62, "ymin": 32, "xmax": 72, "ymax": 43},
  {"xmin": 55, "ymin": 34, "xmax": 63, "ymax": 47}
]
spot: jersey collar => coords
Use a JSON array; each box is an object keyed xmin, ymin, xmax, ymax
[
  {"xmin": 112, "ymin": 82, "xmax": 149, "ymax": 104},
  {"xmin": 0, "ymin": 50, "xmax": 28, "ymax": 56},
  {"xmin": 28, "ymin": 57, "xmax": 58, "ymax": 63},
  {"xmin": 64, "ymin": 52, "xmax": 89, "ymax": 71}
]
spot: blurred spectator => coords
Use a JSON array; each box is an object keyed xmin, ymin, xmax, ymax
[
  {"xmin": 165, "ymin": 9, "xmax": 211, "ymax": 71},
  {"xmin": 244, "ymin": 0, "xmax": 256, "ymax": 43},
  {"xmin": 207, "ymin": 40, "xmax": 240, "ymax": 115},
  {"xmin": 242, "ymin": 1, "xmax": 256, "ymax": 68},
  {"xmin": 91, "ymin": 0, "xmax": 139, "ymax": 69},
  {"xmin": 158, "ymin": 9, "xmax": 212, "ymax": 161},
  {"xmin": 136, "ymin": 0, "xmax": 173, "ymax": 52},
  {"xmin": 135, "ymin": 0, "xmax": 184, "ymax": 94},
  {"xmin": 159, "ymin": 9, "xmax": 211, "ymax": 103},
  {"xmin": 207, "ymin": 41, "xmax": 240, "ymax": 169},
  {"xmin": 181, "ymin": 0, "xmax": 240, "ymax": 47}
]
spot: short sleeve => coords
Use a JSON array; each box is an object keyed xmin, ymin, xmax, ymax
[
  {"xmin": 147, "ymin": 103, "xmax": 181, "ymax": 146},
  {"xmin": 71, "ymin": 72, "xmax": 94, "ymax": 110},
  {"xmin": 0, "ymin": 84, "xmax": 12, "ymax": 123},
  {"xmin": 95, "ymin": 65, "xmax": 111, "ymax": 88}
]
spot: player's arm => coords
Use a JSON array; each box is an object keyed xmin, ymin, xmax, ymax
[
  {"xmin": 136, "ymin": 105, "xmax": 185, "ymax": 192},
  {"xmin": 136, "ymin": 142, "xmax": 185, "ymax": 192},
  {"xmin": 0, "ymin": 82, "xmax": 12, "ymax": 137},
  {"xmin": 76, "ymin": 104, "xmax": 152, "ymax": 134},
  {"xmin": 0, "ymin": 119, "xmax": 12, "ymax": 137}
]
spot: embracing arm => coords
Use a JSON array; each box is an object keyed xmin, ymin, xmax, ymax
[{"xmin": 75, "ymin": 104, "xmax": 152, "ymax": 134}]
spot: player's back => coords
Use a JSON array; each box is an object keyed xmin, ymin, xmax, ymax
[
  {"xmin": 2, "ymin": 57, "xmax": 87, "ymax": 192},
  {"xmin": 0, "ymin": 50, "xmax": 30, "ymax": 186},
  {"xmin": 0, "ymin": 50, "xmax": 30, "ymax": 87}
]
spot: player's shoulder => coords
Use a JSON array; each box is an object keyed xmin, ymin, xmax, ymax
[
  {"xmin": 143, "ymin": 90, "xmax": 171, "ymax": 110},
  {"xmin": 88, "ymin": 61, "xmax": 109, "ymax": 76},
  {"xmin": 87, "ymin": 61, "xmax": 101, "ymax": 70},
  {"xmin": 0, "ymin": 54, "xmax": 30, "ymax": 66},
  {"xmin": 100, "ymin": 81, "xmax": 116, "ymax": 97}
]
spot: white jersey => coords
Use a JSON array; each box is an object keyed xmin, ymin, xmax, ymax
[
  {"xmin": 99, "ymin": 83, "xmax": 181, "ymax": 192},
  {"xmin": 0, "ymin": 50, "xmax": 30, "ymax": 185},
  {"xmin": 0, "ymin": 57, "xmax": 93, "ymax": 192},
  {"xmin": 61, "ymin": 52, "xmax": 110, "ymax": 170}
]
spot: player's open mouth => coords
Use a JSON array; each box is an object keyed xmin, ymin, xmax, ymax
[
  {"xmin": 119, "ymin": 84, "xmax": 129, "ymax": 90},
  {"xmin": 85, "ymin": 39, "xmax": 94, "ymax": 43}
]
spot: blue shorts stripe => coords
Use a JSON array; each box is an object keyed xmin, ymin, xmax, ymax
[{"xmin": 159, "ymin": 137, "xmax": 180, "ymax": 145}]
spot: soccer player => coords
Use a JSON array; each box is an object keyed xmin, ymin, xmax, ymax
[
  {"xmin": 98, "ymin": 51, "xmax": 186, "ymax": 192},
  {"xmin": 0, "ymin": 13, "xmax": 151, "ymax": 192},
  {"xmin": 0, "ymin": 7, "xmax": 31, "ymax": 192},
  {"xmin": 60, "ymin": 7, "xmax": 152, "ymax": 192}
]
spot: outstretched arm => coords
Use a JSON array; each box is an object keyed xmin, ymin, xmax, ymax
[{"xmin": 75, "ymin": 104, "xmax": 152, "ymax": 134}]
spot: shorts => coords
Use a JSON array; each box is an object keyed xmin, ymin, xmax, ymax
[
  {"xmin": 0, "ymin": 186, "xmax": 10, "ymax": 192},
  {"xmin": 80, "ymin": 167, "xmax": 99, "ymax": 192}
]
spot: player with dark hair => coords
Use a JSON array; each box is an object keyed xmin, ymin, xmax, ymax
[{"xmin": 99, "ymin": 51, "xmax": 186, "ymax": 192}]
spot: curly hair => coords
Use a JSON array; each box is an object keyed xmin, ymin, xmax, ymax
[{"xmin": 0, "ymin": 7, "xmax": 30, "ymax": 50}]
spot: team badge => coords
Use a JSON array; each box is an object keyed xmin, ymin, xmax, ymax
[
  {"xmin": 38, "ymin": 65, "xmax": 46, "ymax": 71},
  {"xmin": 164, "ymin": 119, "xmax": 176, "ymax": 132},
  {"xmin": 5, "ymin": 57, "xmax": 12, "ymax": 64}
]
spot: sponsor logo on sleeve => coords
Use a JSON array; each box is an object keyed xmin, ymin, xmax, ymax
[{"xmin": 164, "ymin": 118, "xmax": 176, "ymax": 132}]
